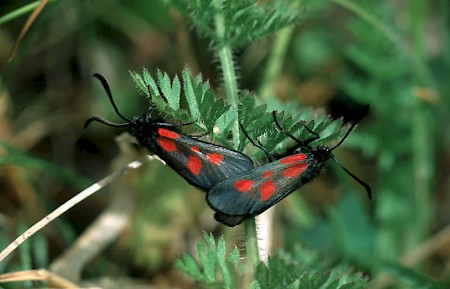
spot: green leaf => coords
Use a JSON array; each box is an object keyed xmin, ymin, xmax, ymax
[
  {"xmin": 324, "ymin": 279, "xmax": 340, "ymax": 289},
  {"xmin": 176, "ymin": 233, "xmax": 245, "ymax": 288},
  {"xmin": 268, "ymin": 257, "xmax": 303, "ymax": 288},
  {"xmin": 158, "ymin": 70, "xmax": 180, "ymax": 110},
  {"xmin": 163, "ymin": 0, "xmax": 302, "ymax": 48},
  {"xmin": 298, "ymin": 271, "xmax": 338, "ymax": 289},
  {"xmin": 183, "ymin": 67, "xmax": 201, "ymax": 121},
  {"xmin": 381, "ymin": 262, "xmax": 447, "ymax": 289},
  {"xmin": 143, "ymin": 68, "xmax": 159, "ymax": 98},
  {"xmin": 0, "ymin": 142, "xmax": 89, "ymax": 189},
  {"xmin": 175, "ymin": 254, "xmax": 203, "ymax": 280},
  {"xmin": 217, "ymin": 237, "xmax": 232, "ymax": 289},
  {"xmin": 215, "ymin": 108, "xmax": 237, "ymax": 138},
  {"xmin": 339, "ymin": 283, "xmax": 365, "ymax": 289},
  {"xmin": 249, "ymin": 281, "xmax": 262, "ymax": 289},
  {"xmin": 313, "ymin": 271, "xmax": 331, "ymax": 288},
  {"xmin": 228, "ymin": 247, "xmax": 240, "ymax": 269},
  {"xmin": 32, "ymin": 234, "xmax": 49, "ymax": 268},
  {"xmin": 253, "ymin": 254, "xmax": 369, "ymax": 289},
  {"xmin": 197, "ymin": 237, "xmax": 215, "ymax": 283},
  {"xmin": 129, "ymin": 68, "xmax": 345, "ymax": 157},
  {"xmin": 255, "ymin": 262, "xmax": 269, "ymax": 286},
  {"xmin": 205, "ymin": 233, "xmax": 218, "ymax": 283},
  {"xmin": 327, "ymin": 194, "xmax": 375, "ymax": 264},
  {"xmin": 130, "ymin": 70, "xmax": 147, "ymax": 96}
]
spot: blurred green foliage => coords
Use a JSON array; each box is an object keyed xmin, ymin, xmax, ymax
[{"xmin": 0, "ymin": 0, "xmax": 449, "ymax": 288}]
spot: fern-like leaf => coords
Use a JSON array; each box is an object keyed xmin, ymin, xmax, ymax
[
  {"xmin": 161, "ymin": 0, "xmax": 302, "ymax": 48},
  {"xmin": 130, "ymin": 68, "xmax": 231, "ymax": 139},
  {"xmin": 253, "ymin": 255, "xmax": 368, "ymax": 289},
  {"xmin": 176, "ymin": 233, "xmax": 241, "ymax": 288},
  {"xmin": 130, "ymin": 68, "xmax": 348, "ymax": 162},
  {"xmin": 238, "ymin": 93, "xmax": 345, "ymax": 162}
]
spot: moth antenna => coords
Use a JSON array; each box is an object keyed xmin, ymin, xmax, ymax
[
  {"xmin": 331, "ymin": 156, "xmax": 372, "ymax": 199},
  {"xmin": 329, "ymin": 121, "xmax": 359, "ymax": 151},
  {"xmin": 330, "ymin": 105, "xmax": 369, "ymax": 151},
  {"xmin": 84, "ymin": 116, "xmax": 130, "ymax": 129},
  {"xmin": 239, "ymin": 123, "xmax": 273, "ymax": 162},
  {"xmin": 302, "ymin": 124, "xmax": 321, "ymax": 145},
  {"xmin": 93, "ymin": 73, "xmax": 131, "ymax": 123},
  {"xmin": 273, "ymin": 111, "xmax": 320, "ymax": 155},
  {"xmin": 273, "ymin": 111, "xmax": 302, "ymax": 143}
]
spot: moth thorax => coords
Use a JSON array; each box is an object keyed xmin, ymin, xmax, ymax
[
  {"xmin": 312, "ymin": 145, "xmax": 332, "ymax": 163},
  {"xmin": 131, "ymin": 117, "xmax": 156, "ymax": 145}
]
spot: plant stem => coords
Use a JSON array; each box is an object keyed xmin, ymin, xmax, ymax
[
  {"xmin": 244, "ymin": 218, "xmax": 260, "ymax": 266},
  {"xmin": 0, "ymin": 156, "xmax": 151, "ymax": 262},
  {"xmin": 212, "ymin": 0, "xmax": 240, "ymax": 149},
  {"xmin": 410, "ymin": 0, "xmax": 433, "ymax": 247},
  {"xmin": 0, "ymin": 0, "xmax": 56, "ymax": 26},
  {"xmin": 412, "ymin": 105, "xmax": 433, "ymax": 243},
  {"xmin": 441, "ymin": 0, "xmax": 450, "ymax": 67},
  {"xmin": 212, "ymin": 0, "xmax": 260, "ymax": 270},
  {"xmin": 259, "ymin": 26, "xmax": 294, "ymax": 100}
]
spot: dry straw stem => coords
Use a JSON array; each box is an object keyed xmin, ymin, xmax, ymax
[
  {"xmin": 0, "ymin": 155, "xmax": 152, "ymax": 262},
  {"xmin": 0, "ymin": 269, "xmax": 79, "ymax": 288},
  {"xmin": 7, "ymin": 0, "xmax": 49, "ymax": 62}
]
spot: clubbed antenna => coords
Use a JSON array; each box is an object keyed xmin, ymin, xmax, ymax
[
  {"xmin": 84, "ymin": 116, "xmax": 130, "ymax": 128},
  {"xmin": 331, "ymin": 156, "xmax": 372, "ymax": 199},
  {"xmin": 84, "ymin": 74, "xmax": 132, "ymax": 129},
  {"xmin": 330, "ymin": 105, "xmax": 370, "ymax": 151},
  {"xmin": 330, "ymin": 105, "xmax": 371, "ymax": 199}
]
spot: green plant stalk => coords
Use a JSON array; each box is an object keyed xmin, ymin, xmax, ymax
[
  {"xmin": 411, "ymin": 106, "xmax": 433, "ymax": 244},
  {"xmin": 243, "ymin": 218, "xmax": 259, "ymax": 267},
  {"xmin": 19, "ymin": 226, "xmax": 33, "ymax": 288},
  {"xmin": 259, "ymin": 26, "xmax": 294, "ymax": 100},
  {"xmin": 410, "ymin": 0, "xmax": 433, "ymax": 246},
  {"xmin": 441, "ymin": 0, "xmax": 450, "ymax": 67},
  {"xmin": 211, "ymin": 0, "xmax": 259, "ymax": 269},
  {"xmin": 0, "ymin": 0, "xmax": 57, "ymax": 26},
  {"xmin": 212, "ymin": 0, "xmax": 240, "ymax": 149},
  {"xmin": 411, "ymin": 0, "xmax": 426, "ymax": 65},
  {"xmin": 331, "ymin": 0, "xmax": 434, "ymax": 87}
]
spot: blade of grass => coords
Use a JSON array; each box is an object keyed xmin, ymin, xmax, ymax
[
  {"xmin": 7, "ymin": 0, "xmax": 51, "ymax": 63},
  {"xmin": 0, "ymin": 0, "xmax": 56, "ymax": 26}
]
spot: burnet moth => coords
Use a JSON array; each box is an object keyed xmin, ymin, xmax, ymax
[
  {"xmin": 84, "ymin": 74, "xmax": 254, "ymax": 192},
  {"xmin": 207, "ymin": 109, "xmax": 372, "ymax": 227}
]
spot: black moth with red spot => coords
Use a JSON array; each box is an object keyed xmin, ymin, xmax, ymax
[
  {"xmin": 84, "ymin": 74, "xmax": 254, "ymax": 193},
  {"xmin": 207, "ymin": 109, "xmax": 372, "ymax": 227}
]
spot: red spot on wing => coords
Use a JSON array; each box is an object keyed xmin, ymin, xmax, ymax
[
  {"xmin": 191, "ymin": 146, "xmax": 200, "ymax": 153},
  {"xmin": 262, "ymin": 171, "xmax": 274, "ymax": 178},
  {"xmin": 260, "ymin": 180, "xmax": 276, "ymax": 201},
  {"xmin": 234, "ymin": 180, "xmax": 254, "ymax": 192},
  {"xmin": 188, "ymin": 155, "xmax": 202, "ymax": 175},
  {"xmin": 283, "ymin": 163, "xmax": 308, "ymax": 178},
  {"xmin": 207, "ymin": 153, "xmax": 224, "ymax": 165},
  {"xmin": 280, "ymin": 154, "xmax": 307, "ymax": 164},
  {"xmin": 158, "ymin": 128, "xmax": 180, "ymax": 139},
  {"xmin": 158, "ymin": 138, "xmax": 177, "ymax": 152}
]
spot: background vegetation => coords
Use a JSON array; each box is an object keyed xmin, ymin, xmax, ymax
[{"xmin": 0, "ymin": 0, "xmax": 449, "ymax": 288}]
